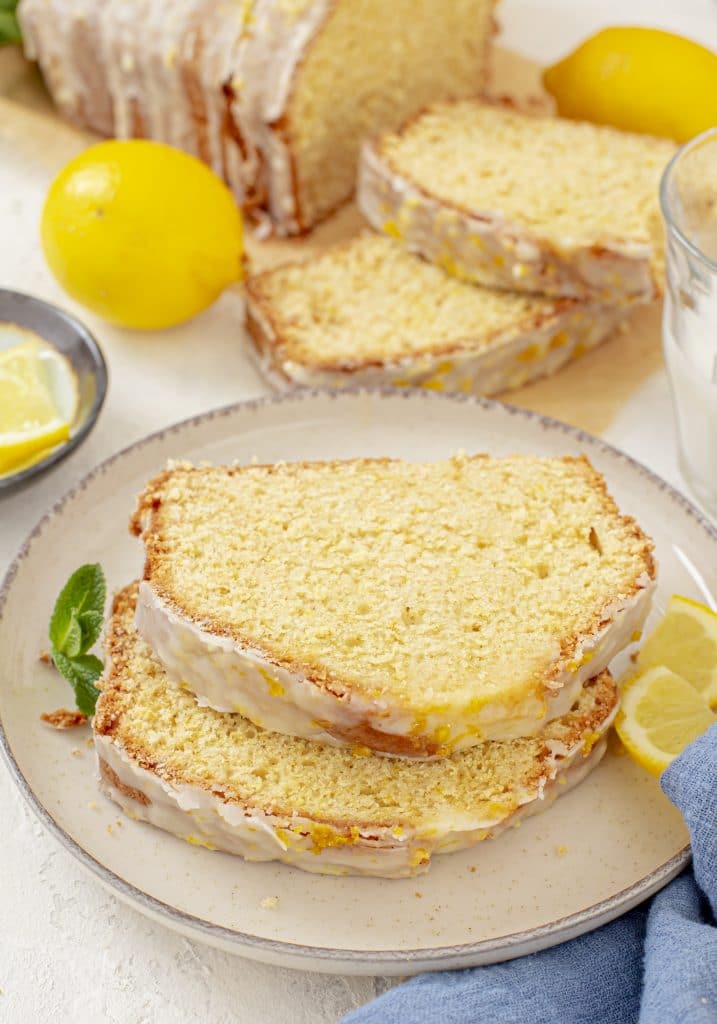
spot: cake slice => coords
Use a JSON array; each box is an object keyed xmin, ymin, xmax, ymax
[
  {"xmin": 131, "ymin": 455, "xmax": 655, "ymax": 758},
  {"xmin": 18, "ymin": 0, "xmax": 497, "ymax": 234},
  {"xmin": 245, "ymin": 232, "xmax": 634, "ymax": 394},
  {"xmin": 358, "ymin": 101, "xmax": 676, "ymax": 300},
  {"xmin": 95, "ymin": 584, "xmax": 619, "ymax": 878}
]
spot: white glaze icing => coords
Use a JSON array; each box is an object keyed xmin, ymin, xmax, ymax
[
  {"xmin": 95, "ymin": 727, "xmax": 611, "ymax": 878},
  {"xmin": 223, "ymin": 0, "xmax": 331, "ymax": 230},
  {"xmin": 17, "ymin": 0, "xmax": 329, "ymax": 234},
  {"xmin": 245, "ymin": 287, "xmax": 632, "ymax": 395},
  {"xmin": 135, "ymin": 575, "xmax": 653, "ymax": 756},
  {"xmin": 357, "ymin": 140, "xmax": 660, "ymax": 302}
]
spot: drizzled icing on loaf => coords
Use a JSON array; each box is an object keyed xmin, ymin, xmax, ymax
[{"xmin": 19, "ymin": 0, "xmax": 329, "ymax": 232}]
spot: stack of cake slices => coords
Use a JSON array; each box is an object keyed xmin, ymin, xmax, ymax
[
  {"xmin": 95, "ymin": 453, "xmax": 655, "ymax": 878},
  {"xmin": 245, "ymin": 102, "xmax": 676, "ymax": 395}
]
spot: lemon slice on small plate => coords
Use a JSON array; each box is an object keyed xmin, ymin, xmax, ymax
[
  {"xmin": 616, "ymin": 666, "xmax": 716, "ymax": 776},
  {"xmin": 637, "ymin": 594, "xmax": 717, "ymax": 708},
  {"xmin": 0, "ymin": 329, "xmax": 77, "ymax": 476},
  {"xmin": 0, "ymin": 290, "xmax": 107, "ymax": 491}
]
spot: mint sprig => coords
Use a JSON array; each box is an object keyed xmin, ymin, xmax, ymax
[
  {"xmin": 49, "ymin": 564, "xmax": 106, "ymax": 717},
  {"xmin": 0, "ymin": 1, "xmax": 21, "ymax": 45}
]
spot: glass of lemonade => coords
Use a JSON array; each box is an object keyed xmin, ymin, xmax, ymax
[{"xmin": 660, "ymin": 127, "xmax": 717, "ymax": 516}]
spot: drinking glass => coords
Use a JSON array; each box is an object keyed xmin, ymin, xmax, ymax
[{"xmin": 660, "ymin": 127, "xmax": 717, "ymax": 516}]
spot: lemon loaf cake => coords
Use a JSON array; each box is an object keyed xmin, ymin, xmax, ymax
[
  {"xmin": 131, "ymin": 455, "xmax": 655, "ymax": 758},
  {"xmin": 96, "ymin": 584, "xmax": 619, "ymax": 878},
  {"xmin": 358, "ymin": 101, "xmax": 676, "ymax": 299},
  {"xmin": 18, "ymin": 0, "xmax": 497, "ymax": 235},
  {"xmin": 245, "ymin": 232, "xmax": 634, "ymax": 394}
]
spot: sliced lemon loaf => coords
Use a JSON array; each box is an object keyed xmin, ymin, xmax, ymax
[
  {"xmin": 96, "ymin": 584, "xmax": 618, "ymax": 878},
  {"xmin": 131, "ymin": 455, "xmax": 654, "ymax": 758},
  {"xmin": 246, "ymin": 232, "xmax": 634, "ymax": 394},
  {"xmin": 19, "ymin": 0, "xmax": 497, "ymax": 234},
  {"xmin": 358, "ymin": 101, "xmax": 676, "ymax": 299}
]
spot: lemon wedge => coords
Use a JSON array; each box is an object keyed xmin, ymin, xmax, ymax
[
  {"xmin": 0, "ymin": 332, "xmax": 74, "ymax": 476},
  {"xmin": 615, "ymin": 666, "xmax": 716, "ymax": 776},
  {"xmin": 637, "ymin": 595, "xmax": 717, "ymax": 708}
]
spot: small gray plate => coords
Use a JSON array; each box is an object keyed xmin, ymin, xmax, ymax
[{"xmin": 0, "ymin": 289, "xmax": 108, "ymax": 493}]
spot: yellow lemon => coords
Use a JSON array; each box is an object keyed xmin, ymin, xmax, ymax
[
  {"xmin": 0, "ymin": 334, "xmax": 74, "ymax": 475},
  {"xmin": 543, "ymin": 28, "xmax": 717, "ymax": 143},
  {"xmin": 41, "ymin": 140, "xmax": 244, "ymax": 330},
  {"xmin": 637, "ymin": 594, "xmax": 717, "ymax": 708},
  {"xmin": 615, "ymin": 666, "xmax": 716, "ymax": 776}
]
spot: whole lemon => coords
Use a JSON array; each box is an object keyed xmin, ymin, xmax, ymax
[
  {"xmin": 543, "ymin": 27, "xmax": 717, "ymax": 143},
  {"xmin": 41, "ymin": 140, "xmax": 244, "ymax": 330}
]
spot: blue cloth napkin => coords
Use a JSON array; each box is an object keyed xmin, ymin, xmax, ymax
[{"xmin": 343, "ymin": 725, "xmax": 717, "ymax": 1024}]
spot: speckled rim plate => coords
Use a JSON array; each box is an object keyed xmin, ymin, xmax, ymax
[{"xmin": 0, "ymin": 390, "xmax": 699, "ymax": 975}]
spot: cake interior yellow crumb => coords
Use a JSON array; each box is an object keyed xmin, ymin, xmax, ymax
[
  {"xmin": 248, "ymin": 234, "xmax": 572, "ymax": 366},
  {"xmin": 135, "ymin": 454, "xmax": 653, "ymax": 716},
  {"xmin": 379, "ymin": 102, "xmax": 675, "ymax": 247},
  {"xmin": 96, "ymin": 584, "xmax": 617, "ymax": 831}
]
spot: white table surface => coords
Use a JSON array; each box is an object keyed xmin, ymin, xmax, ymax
[{"xmin": 1, "ymin": 3, "xmax": 716, "ymax": 1022}]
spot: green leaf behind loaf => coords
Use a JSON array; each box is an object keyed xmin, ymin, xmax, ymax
[{"xmin": 0, "ymin": 1, "xmax": 21, "ymax": 45}]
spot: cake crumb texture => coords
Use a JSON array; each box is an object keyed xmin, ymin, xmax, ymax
[
  {"xmin": 132, "ymin": 455, "xmax": 654, "ymax": 715},
  {"xmin": 376, "ymin": 101, "xmax": 675, "ymax": 249},
  {"xmin": 95, "ymin": 584, "xmax": 618, "ymax": 831},
  {"xmin": 246, "ymin": 233, "xmax": 579, "ymax": 366}
]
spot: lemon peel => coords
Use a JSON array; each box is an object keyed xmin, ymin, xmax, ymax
[
  {"xmin": 41, "ymin": 140, "xmax": 244, "ymax": 330},
  {"xmin": 544, "ymin": 28, "xmax": 717, "ymax": 143},
  {"xmin": 638, "ymin": 595, "xmax": 717, "ymax": 708},
  {"xmin": 0, "ymin": 337, "xmax": 72, "ymax": 475},
  {"xmin": 616, "ymin": 666, "xmax": 716, "ymax": 776}
]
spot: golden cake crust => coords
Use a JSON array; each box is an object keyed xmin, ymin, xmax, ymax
[
  {"xmin": 128, "ymin": 455, "xmax": 654, "ymax": 757},
  {"xmin": 95, "ymin": 583, "xmax": 619, "ymax": 833},
  {"xmin": 243, "ymin": 233, "xmax": 635, "ymax": 395},
  {"xmin": 358, "ymin": 98, "xmax": 674, "ymax": 299}
]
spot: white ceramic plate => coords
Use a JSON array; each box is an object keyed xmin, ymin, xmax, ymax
[{"xmin": 0, "ymin": 390, "xmax": 703, "ymax": 975}]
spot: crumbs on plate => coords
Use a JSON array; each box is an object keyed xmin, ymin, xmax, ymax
[{"xmin": 41, "ymin": 708, "xmax": 87, "ymax": 730}]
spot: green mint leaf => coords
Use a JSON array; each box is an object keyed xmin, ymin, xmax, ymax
[
  {"xmin": 63, "ymin": 609, "xmax": 83, "ymax": 658},
  {"xmin": 49, "ymin": 564, "xmax": 106, "ymax": 654},
  {"xmin": 70, "ymin": 655, "xmax": 104, "ymax": 716},
  {"xmin": 0, "ymin": 1, "xmax": 20, "ymax": 45},
  {"xmin": 52, "ymin": 651, "xmax": 103, "ymax": 717},
  {"xmin": 77, "ymin": 609, "xmax": 104, "ymax": 654},
  {"xmin": 48, "ymin": 565, "xmax": 106, "ymax": 715}
]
